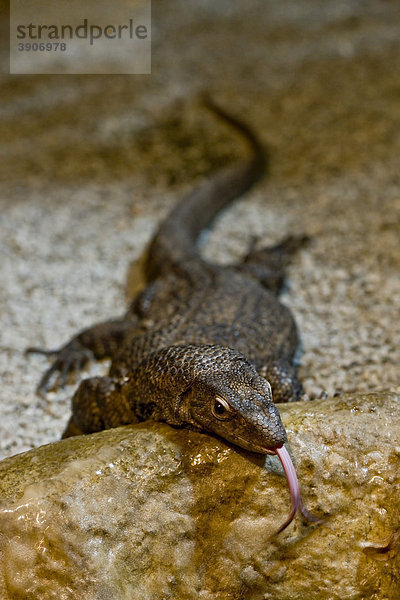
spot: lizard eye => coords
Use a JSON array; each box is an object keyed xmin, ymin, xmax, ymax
[{"xmin": 212, "ymin": 397, "xmax": 231, "ymax": 421}]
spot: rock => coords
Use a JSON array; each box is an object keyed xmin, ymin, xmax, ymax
[{"xmin": 1, "ymin": 392, "xmax": 400, "ymax": 599}]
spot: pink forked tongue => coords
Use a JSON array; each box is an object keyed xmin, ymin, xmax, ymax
[{"xmin": 274, "ymin": 445, "xmax": 319, "ymax": 534}]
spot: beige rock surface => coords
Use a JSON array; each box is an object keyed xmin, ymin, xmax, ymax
[{"xmin": 1, "ymin": 392, "xmax": 400, "ymax": 600}]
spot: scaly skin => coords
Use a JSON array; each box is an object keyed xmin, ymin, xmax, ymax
[{"xmin": 27, "ymin": 98, "xmax": 316, "ymax": 532}]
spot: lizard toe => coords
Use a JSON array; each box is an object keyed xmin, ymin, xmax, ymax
[{"xmin": 34, "ymin": 341, "xmax": 94, "ymax": 395}]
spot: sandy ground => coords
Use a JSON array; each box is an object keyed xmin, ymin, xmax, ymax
[{"xmin": 1, "ymin": 0, "xmax": 400, "ymax": 460}]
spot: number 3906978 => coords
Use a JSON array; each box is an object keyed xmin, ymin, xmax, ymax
[{"xmin": 18, "ymin": 42, "xmax": 67, "ymax": 51}]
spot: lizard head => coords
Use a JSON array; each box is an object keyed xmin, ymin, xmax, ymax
[
  {"xmin": 176, "ymin": 345, "xmax": 287, "ymax": 453},
  {"xmin": 173, "ymin": 344, "xmax": 317, "ymax": 532}
]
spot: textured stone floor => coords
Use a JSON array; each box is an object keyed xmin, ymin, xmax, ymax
[
  {"xmin": 1, "ymin": 0, "xmax": 399, "ymax": 459},
  {"xmin": 1, "ymin": 393, "xmax": 400, "ymax": 600}
]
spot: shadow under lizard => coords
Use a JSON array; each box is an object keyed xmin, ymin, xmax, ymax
[{"xmin": 28, "ymin": 97, "xmax": 317, "ymax": 533}]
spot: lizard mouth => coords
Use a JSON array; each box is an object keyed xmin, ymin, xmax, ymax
[{"xmin": 265, "ymin": 445, "xmax": 319, "ymax": 533}]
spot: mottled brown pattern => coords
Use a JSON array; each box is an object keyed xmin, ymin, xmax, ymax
[{"xmin": 29, "ymin": 101, "xmax": 306, "ymax": 454}]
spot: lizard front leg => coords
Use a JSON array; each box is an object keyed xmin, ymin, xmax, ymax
[
  {"xmin": 27, "ymin": 318, "xmax": 137, "ymax": 395},
  {"xmin": 259, "ymin": 359, "xmax": 304, "ymax": 403},
  {"xmin": 62, "ymin": 375, "xmax": 137, "ymax": 438}
]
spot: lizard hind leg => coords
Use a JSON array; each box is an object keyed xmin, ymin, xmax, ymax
[
  {"xmin": 238, "ymin": 234, "xmax": 310, "ymax": 294},
  {"xmin": 62, "ymin": 376, "xmax": 137, "ymax": 439}
]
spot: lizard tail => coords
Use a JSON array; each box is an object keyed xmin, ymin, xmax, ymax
[{"xmin": 145, "ymin": 97, "xmax": 267, "ymax": 280}]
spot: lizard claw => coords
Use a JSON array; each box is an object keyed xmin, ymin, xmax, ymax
[{"xmin": 26, "ymin": 340, "xmax": 94, "ymax": 395}]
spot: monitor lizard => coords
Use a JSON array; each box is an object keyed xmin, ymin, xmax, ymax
[{"xmin": 27, "ymin": 97, "xmax": 317, "ymax": 533}]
